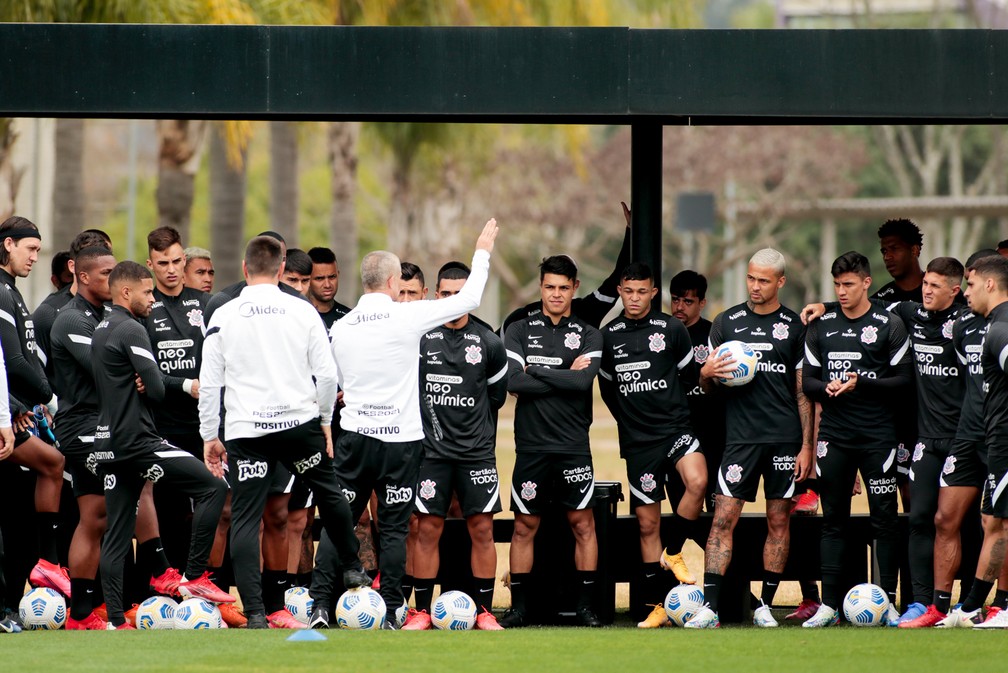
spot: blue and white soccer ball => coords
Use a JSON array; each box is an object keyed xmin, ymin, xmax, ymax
[
  {"xmin": 19, "ymin": 587, "xmax": 67, "ymax": 630},
  {"xmin": 842, "ymin": 583, "xmax": 890, "ymax": 626},
  {"xmin": 431, "ymin": 590, "xmax": 477, "ymax": 630},
  {"xmin": 334, "ymin": 587, "xmax": 386, "ymax": 630},
  {"xmin": 136, "ymin": 595, "xmax": 178, "ymax": 630},
  {"xmin": 285, "ymin": 587, "xmax": 314, "ymax": 625},
  {"xmin": 664, "ymin": 584, "xmax": 705, "ymax": 627},
  {"xmin": 715, "ymin": 340, "xmax": 759, "ymax": 387},
  {"xmin": 173, "ymin": 598, "xmax": 224, "ymax": 629}
]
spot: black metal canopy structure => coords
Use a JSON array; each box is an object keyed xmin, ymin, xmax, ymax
[{"xmin": 3, "ymin": 24, "xmax": 1005, "ymax": 287}]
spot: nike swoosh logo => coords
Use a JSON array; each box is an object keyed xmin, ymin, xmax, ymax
[
  {"xmin": 529, "ymin": 335, "xmax": 543, "ymax": 340},
  {"xmin": 486, "ymin": 487, "xmax": 496, "ymax": 494},
  {"xmin": 613, "ymin": 343, "xmax": 625, "ymax": 350},
  {"xmin": 426, "ymin": 351, "xmax": 440, "ymax": 356},
  {"xmin": 580, "ymin": 484, "xmax": 591, "ymax": 493},
  {"xmin": 734, "ymin": 327, "xmax": 748, "ymax": 333},
  {"xmin": 826, "ymin": 331, "xmax": 839, "ymax": 337},
  {"xmin": 644, "ymin": 573, "xmax": 656, "ymax": 579},
  {"xmin": 966, "ymin": 329, "xmax": 977, "ymax": 334},
  {"xmin": 154, "ymin": 318, "xmax": 167, "ymax": 324}
]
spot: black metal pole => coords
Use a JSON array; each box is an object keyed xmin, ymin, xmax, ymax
[{"xmin": 630, "ymin": 123, "xmax": 663, "ymax": 301}]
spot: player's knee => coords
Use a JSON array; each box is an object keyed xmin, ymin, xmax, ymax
[
  {"xmin": 39, "ymin": 446, "xmax": 65, "ymax": 477},
  {"xmin": 685, "ymin": 475, "xmax": 706, "ymax": 499},
  {"xmin": 467, "ymin": 516, "xmax": 493, "ymax": 544},
  {"xmin": 513, "ymin": 517, "xmax": 538, "ymax": 541},
  {"xmin": 569, "ymin": 514, "xmax": 595, "ymax": 542}
]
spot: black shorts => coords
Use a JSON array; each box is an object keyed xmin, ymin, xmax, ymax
[
  {"xmin": 909, "ymin": 437, "xmax": 953, "ymax": 481},
  {"xmin": 62, "ymin": 434, "xmax": 103, "ymax": 498},
  {"xmin": 941, "ymin": 438, "xmax": 987, "ymax": 489},
  {"xmin": 981, "ymin": 446, "xmax": 1008, "ymax": 518},
  {"xmin": 289, "ymin": 477, "xmax": 314, "ymax": 511},
  {"xmin": 625, "ymin": 433, "xmax": 702, "ymax": 508},
  {"xmin": 895, "ymin": 440, "xmax": 913, "ymax": 483},
  {"xmin": 510, "ymin": 452, "xmax": 595, "ymax": 515},
  {"xmin": 717, "ymin": 442, "xmax": 802, "ymax": 502},
  {"xmin": 415, "ymin": 457, "xmax": 501, "ymax": 518},
  {"xmin": 270, "ymin": 464, "xmax": 297, "ymax": 497}
]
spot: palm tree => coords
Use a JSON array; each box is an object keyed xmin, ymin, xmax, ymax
[
  {"xmin": 156, "ymin": 119, "xmax": 208, "ymax": 242},
  {"xmin": 209, "ymin": 127, "xmax": 248, "ymax": 286},
  {"xmin": 269, "ymin": 121, "xmax": 299, "ymax": 245},
  {"xmin": 328, "ymin": 121, "xmax": 360, "ymax": 302}
]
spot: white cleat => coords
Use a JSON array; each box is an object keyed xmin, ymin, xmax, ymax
[
  {"xmin": 936, "ymin": 607, "xmax": 983, "ymax": 628},
  {"xmin": 887, "ymin": 604, "xmax": 900, "ymax": 627},
  {"xmin": 753, "ymin": 602, "xmax": 778, "ymax": 628},
  {"xmin": 802, "ymin": 604, "xmax": 839, "ymax": 628},
  {"xmin": 683, "ymin": 605, "xmax": 720, "ymax": 629},
  {"xmin": 974, "ymin": 608, "xmax": 1008, "ymax": 629}
]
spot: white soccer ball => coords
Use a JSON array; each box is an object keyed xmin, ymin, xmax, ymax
[
  {"xmin": 285, "ymin": 587, "xmax": 314, "ymax": 625},
  {"xmin": 431, "ymin": 590, "xmax": 477, "ymax": 630},
  {"xmin": 715, "ymin": 340, "xmax": 759, "ymax": 387},
  {"xmin": 19, "ymin": 587, "xmax": 67, "ymax": 630},
  {"xmin": 136, "ymin": 596, "xmax": 178, "ymax": 630},
  {"xmin": 395, "ymin": 600, "xmax": 409, "ymax": 627},
  {"xmin": 842, "ymin": 583, "xmax": 890, "ymax": 626},
  {"xmin": 664, "ymin": 584, "xmax": 705, "ymax": 627},
  {"xmin": 334, "ymin": 587, "xmax": 386, "ymax": 630},
  {"xmin": 173, "ymin": 598, "xmax": 224, "ymax": 629}
]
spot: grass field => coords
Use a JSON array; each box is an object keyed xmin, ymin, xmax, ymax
[{"xmin": 3, "ymin": 626, "xmax": 1003, "ymax": 673}]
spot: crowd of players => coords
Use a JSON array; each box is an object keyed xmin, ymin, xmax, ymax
[{"xmin": 0, "ymin": 209, "xmax": 1007, "ymax": 632}]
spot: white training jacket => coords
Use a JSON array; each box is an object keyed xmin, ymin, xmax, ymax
[
  {"xmin": 332, "ymin": 249, "xmax": 490, "ymax": 443},
  {"xmin": 198, "ymin": 283, "xmax": 338, "ymax": 442},
  {"xmin": 0, "ymin": 341, "xmax": 10, "ymax": 428}
]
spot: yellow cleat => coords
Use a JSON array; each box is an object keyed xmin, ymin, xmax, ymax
[
  {"xmin": 659, "ymin": 550, "xmax": 696, "ymax": 584},
  {"xmin": 637, "ymin": 603, "xmax": 670, "ymax": 628}
]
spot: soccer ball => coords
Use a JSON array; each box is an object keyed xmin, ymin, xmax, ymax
[
  {"xmin": 334, "ymin": 587, "xmax": 386, "ymax": 629},
  {"xmin": 842, "ymin": 583, "xmax": 890, "ymax": 626},
  {"xmin": 173, "ymin": 598, "xmax": 224, "ymax": 629},
  {"xmin": 136, "ymin": 596, "xmax": 178, "ymax": 630},
  {"xmin": 285, "ymin": 587, "xmax": 314, "ymax": 625},
  {"xmin": 19, "ymin": 587, "xmax": 66, "ymax": 630},
  {"xmin": 664, "ymin": 584, "xmax": 705, "ymax": 627},
  {"xmin": 715, "ymin": 340, "xmax": 759, "ymax": 387},
  {"xmin": 431, "ymin": 590, "xmax": 477, "ymax": 630},
  {"xmin": 394, "ymin": 600, "xmax": 409, "ymax": 627}
]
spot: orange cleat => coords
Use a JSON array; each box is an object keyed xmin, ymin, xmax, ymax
[
  {"xmin": 219, "ymin": 603, "xmax": 247, "ymax": 628},
  {"xmin": 30, "ymin": 559, "xmax": 72, "ymax": 597},
  {"xmin": 124, "ymin": 604, "xmax": 139, "ymax": 627}
]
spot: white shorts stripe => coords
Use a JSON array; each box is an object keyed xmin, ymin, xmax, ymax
[
  {"xmin": 77, "ymin": 435, "xmax": 95, "ymax": 444},
  {"xmin": 414, "ymin": 496, "xmax": 429, "ymax": 514},
  {"xmin": 575, "ymin": 478, "xmax": 595, "ymax": 510},
  {"xmin": 717, "ymin": 469, "xmax": 734, "ymax": 498},
  {"xmin": 628, "ymin": 483, "xmax": 655, "ymax": 504},
  {"xmin": 782, "ymin": 477, "xmax": 796, "ymax": 499},
  {"xmin": 511, "ymin": 484, "xmax": 530, "ymax": 515},
  {"xmin": 992, "ymin": 471, "xmax": 1008, "ymax": 507},
  {"xmin": 482, "ymin": 484, "xmax": 500, "ymax": 513},
  {"xmin": 685, "ymin": 439, "xmax": 700, "ymax": 455},
  {"xmin": 882, "ymin": 448, "xmax": 896, "ymax": 474}
]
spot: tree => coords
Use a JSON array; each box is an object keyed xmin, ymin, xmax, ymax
[
  {"xmin": 269, "ymin": 121, "xmax": 299, "ymax": 245},
  {"xmin": 0, "ymin": 119, "xmax": 20, "ymax": 221},
  {"xmin": 328, "ymin": 121, "xmax": 361, "ymax": 303},
  {"xmin": 156, "ymin": 119, "xmax": 208, "ymax": 241},
  {"xmin": 209, "ymin": 127, "xmax": 248, "ymax": 286},
  {"xmin": 51, "ymin": 118, "xmax": 85, "ymax": 250}
]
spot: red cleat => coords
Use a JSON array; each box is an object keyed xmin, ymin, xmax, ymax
[
  {"xmin": 178, "ymin": 572, "xmax": 235, "ymax": 604},
  {"xmin": 898, "ymin": 604, "xmax": 946, "ymax": 628},
  {"xmin": 124, "ymin": 604, "xmax": 139, "ymax": 627},
  {"xmin": 371, "ymin": 572, "xmax": 381, "ymax": 590},
  {"xmin": 66, "ymin": 610, "xmax": 108, "ymax": 630},
  {"xmin": 267, "ymin": 608, "xmax": 304, "ymax": 629},
  {"xmin": 30, "ymin": 559, "xmax": 71, "ymax": 597},
  {"xmin": 401, "ymin": 609, "xmax": 432, "ymax": 630},
  {"xmin": 219, "ymin": 603, "xmax": 247, "ymax": 628},
  {"xmin": 475, "ymin": 609, "xmax": 504, "ymax": 630},
  {"xmin": 93, "ymin": 604, "xmax": 108, "ymax": 622},
  {"xmin": 110, "ymin": 621, "xmax": 136, "ymax": 630},
  {"xmin": 785, "ymin": 599, "xmax": 821, "ymax": 621},
  {"xmin": 150, "ymin": 567, "xmax": 184, "ymax": 597},
  {"xmin": 791, "ymin": 491, "xmax": 819, "ymax": 515}
]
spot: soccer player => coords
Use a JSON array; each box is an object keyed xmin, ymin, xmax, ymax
[
  {"xmin": 501, "ymin": 254, "xmax": 604, "ymax": 628},
  {"xmin": 308, "ymin": 219, "xmax": 499, "ymax": 629},
  {"xmin": 937, "ymin": 254, "xmax": 1008, "ymax": 627},
  {"xmin": 282, "ymin": 249, "xmax": 313, "ymax": 297},
  {"xmin": 499, "ymin": 202, "xmax": 631, "ymax": 336},
  {"xmin": 307, "ymin": 247, "xmax": 351, "ymax": 330},
  {"xmin": 800, "ymin": 251, "xmax": 912, "ymax": 628},
  {"xmin": 400, "ymin": 261, "xmax": 508, "ymax": 631},
  {"xmin": 668, "ymin": 270, "xmax": 724, "ymax": 513},
  {"xmin": 199, "ymin": 236, "xmax": 368, "ymax": 629},
  {"xmin": 684, "ymin": 249, "xmax": 812, "ymax": 629},
  {"xmin": 92, "ymin": 261, "xmax": 232, "ymax": 629},
  {"xmin": 183, "ymin": 246, "xmax": 215, "ymax": 294},
  {"xmin": 0, "ymin": 216, "xmax": 71, "ymax": 598},
  {"xmin": 997, "ymin": 239, "xmax": 1008, "ymax": 259},
  {"xmin": 399, "ymin": 262, "xmax": 428, "ymax": 302},
  {"xmin": 599, "ymin": 263, "xmax": 706, "ymax": 628}
]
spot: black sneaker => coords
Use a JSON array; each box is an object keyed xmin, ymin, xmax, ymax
[
  {"xmin": 246, "ymin": 611, "xmax": 269, "ymax": 629},
  {"xmin": 381, "ymin": 620, "xmax": 398, "ymax": 630},
  {"xmin": 0, "ymin": 615, "xmax": 21, "ymax": 634},
  {"xmin": 309, "ymin": 604, "xmax": 330, "ymax": 630},
  {"xmin": 343, "ymin": 568, "xmax": 371, "ymax": 589},
  {"xmin": 498, "ymin": 608, "xmax": 526, "ymax": 628},
  {"xmin": 576, "ymin": 607, "xmax": 602, "ymax": 627}
]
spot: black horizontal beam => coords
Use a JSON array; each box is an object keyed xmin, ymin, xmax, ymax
[{"xmin": 1, "ymin": 24, "xmax": 1006, "ymax": 122}]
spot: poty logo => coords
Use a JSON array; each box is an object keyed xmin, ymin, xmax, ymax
[
  {"xmin": 725, "ymin": 464, "xmax": 743, "ymax": 484},
  {"xmin": 341, "ymin": 488, "xmax": 356, "ymax": 504},
  {"xmin": 521, "ymin": 481, "xmax": 537, "ymax": 501},
  {"xmin": 187, "ymin": 308, "xmax": 204, "ymax": 327},
  {"xmin": 694, "ymin": 344, "xmax": 709, "ymax": 364},
  {"xmin": 464, "ymin": 344, "xmax": 482, "ymax": 365},
  {"xmin": 386, "ymin": 485, "xmax": 413, "ymax": 504},
  {"xmin": 640, "ymin": 473, "xmax": 657, "ymax": 492},
  {"xmin": 85, "ymin": 453, "xmax": 99, "ymax": 476},
  {"xmin": 103, "ymin": 474, "xmax": 116, "ymax": 491},
  {"xmin": 648, "ymin": 333, "xmax": 665, "ymax": 353},
  {"xmin": 816, "ymin": 441, "xmax": 828, "ymax": 459},
  {"xmin": 419, "ymin": 479, "xmax": 436, "ymax": 500},
  {"xmin": 861, "ymin": 325, "xmax": 878, "ymax": 344},
  {"xmin": 237, "ymin": 460, "xmax": 269, "ymax": 481},
  {"xmin": 143, "ymin": 464, "xmax": 165, "ymax": 483},
  {"xmin": 912, "ymin": 443, "xmax": 925, "ymax": 463},
  {"xmin": 564, "ymin": 332, "xmax": 581, "ymax": 350},
  {"xmin": 293, "ymin": 452, "xmax": 322, "ymax": 474},
  {"xmin": 772, "ymin": 322, "xmax": 789, "ymax": 340}
]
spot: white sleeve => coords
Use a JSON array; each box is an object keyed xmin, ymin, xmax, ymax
[
  {"xmin": 308, "ymin": 314, "xmax": 339, "ymax": 425},
  {"xmin": 406, "ymin": 249, "xmax": 490, "ymax": 334},
  {"xmin": 197, "ymin": 319, "xmax": 225, "ymax": 442},
  {"xmin": 0, "ymin": 341, "xmax": 10, "ymax": 428}
]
